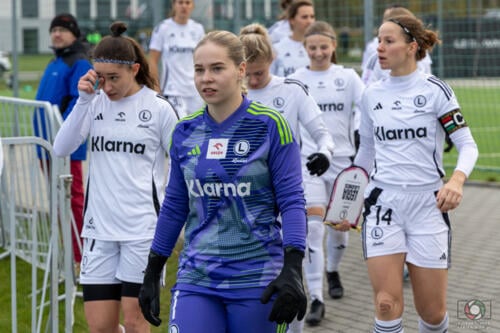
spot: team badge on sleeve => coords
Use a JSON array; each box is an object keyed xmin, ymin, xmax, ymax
[
  {"xmin": 439, "ymin": 109, "xmax": 467, "ymax": 134},
  {"xmin": 325, "ymin": 166, "xmax": 369, "ymax": 230}
]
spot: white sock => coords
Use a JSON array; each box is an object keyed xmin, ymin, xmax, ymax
[
  {"xmin": 119, "ymin": 324, "xmax": 126, "ymax": 333},
  {"xmin": 326, "ymin": 227, "xmax": 348, "ymax": 272},
  {"xmin": 418, "ymin": 313, "xmax": 448, "ymax": 333},
  {"xmin": 304, "ymin": 215, "xmax": 325, "ymax": 302},
  {"xmin": 286, "ymin": 317, "xmax": 304, "ymax": 333},
  {"xmin": 374, "ymin": 317, "xmax": 404, "ymax": 333}
]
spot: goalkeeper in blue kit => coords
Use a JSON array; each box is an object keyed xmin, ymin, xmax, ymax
[{"xmin": 139, "ymin": 30, "xmax": 308, "ymax": 333}]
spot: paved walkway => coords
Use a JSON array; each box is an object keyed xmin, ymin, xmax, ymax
[{"xmin": 303, "ymin": 183, "xmax": 500, "ymax": 333}]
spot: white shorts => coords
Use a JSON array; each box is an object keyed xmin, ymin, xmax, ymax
[
  {"xmin": 302, "ymin": 156, "xmax": 352, "ymax": 208},
  {"xmin": 361, "ymin": 182, "xmax": 451, "ymax": 269},
  {"xmin": 80, "ymin": 238, "xmax": 152, "ymax": 284}
]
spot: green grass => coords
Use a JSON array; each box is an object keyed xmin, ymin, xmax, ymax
[
  {"xmin": 0, "ymin": 246, "xmax": 180, "ymax": 332},
  {"xmin": 442, "ymin": 86, "xmax": 500, "ymax": 182}
]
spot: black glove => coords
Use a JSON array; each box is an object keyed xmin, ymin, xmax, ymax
[
  {"xmin": 138, "ymin": 250, "xmax": 168, "ymax": 327},
  {"xmin": 306, "ymin": 152, "xmax": 330, "ymax": 176},
  {"xmin": 261, "ymin": 247, "xmax": 307, "ymax": 324},
  {"xmin": 354, "ymin": 129, "xmax": 360, "ymax": 152}
]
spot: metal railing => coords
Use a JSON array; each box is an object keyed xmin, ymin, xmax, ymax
[{"xmin": 0, "ymin": 97, "xmax": 75, "ymax": 333}]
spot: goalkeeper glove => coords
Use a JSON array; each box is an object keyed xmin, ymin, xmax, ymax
[
  {"xmin": 306, "ymin": 152, "xmax": 330, "ymax": 176},
  {"xmin": 138, "ymin": 250, "xmax": 168, "ymax": 327},
  {"xmin": 260, "ymin": 247, "xmax": 307, "ymax": 324}
]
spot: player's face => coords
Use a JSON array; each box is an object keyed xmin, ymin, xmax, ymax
[
  {"xmin": 304, "ymin": 34, "xmax": 336, "ymax": 71},
  {"xmin": 173, "ymin": 0, "xmax": 194, "ymax": 22},
  {"xmin": 245, "ymin": 59, "xmax": 272, "ymax": 90},
  {"xmin": 50, "ymin": 26, "xmax": 77, "ymax": 49},
  {"xmin": 194, "ymin": 42, "xmax": 245, "ymax": 108},
  {"xmin": 377, "ymin": 21, "xmax": 417, "ymax": 75},
  {"xmin": 290, "ymin": 5, "xmax": 315, "ymax": 35},
  {"xmin": 93, "ymin": 62, "xmax": 141, "ymax": 101}
]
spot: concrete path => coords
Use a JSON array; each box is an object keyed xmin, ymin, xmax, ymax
[{"xmin": 303, "ymin": 183, "xmax": 500, "ymax": 333}]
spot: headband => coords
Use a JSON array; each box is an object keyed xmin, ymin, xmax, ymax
[
  {"xmin": 93, "ymin": 58, "xmax": 136, "ymax": 65},
  {"xmin": 304, "ymin": 32, "xmax": 336, "ymax": 40},
  {"xmin": 387, "ymin": 19, "xmax": 417, "ymax": 43}
]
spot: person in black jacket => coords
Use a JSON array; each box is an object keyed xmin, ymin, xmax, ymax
[{"xmin": 35, "ymin": 13, "xmax": 93, "ymax": 267}]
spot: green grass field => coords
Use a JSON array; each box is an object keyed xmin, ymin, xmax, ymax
[
  {"xmin": 1, "ymin": 54, "xmax": 499, "ymax": 331},
  {"xmin": 0, "ymin": 248, "xmax": 180, "ymax": 332}
]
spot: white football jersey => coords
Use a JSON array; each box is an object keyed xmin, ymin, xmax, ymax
[
  {"xmin": 268, "ymin": 19, "xmax": 292, "ymax": 44},
  {"xmin": 359, "ymin": 70, "xmax": 461, "ymax": 186},
  {"xmin": 247, "ymin": 75, "xmax": 332, "ymax": 155},
  {"xmin": 149, "ymin": 18, "xmax": 205, "ymax": 97},
  {"xmin": 271, "ymin": 37, "xmax": 310, "ymax": 77},
  {"xmin": 54, "ymin": 87, "xmax": 179, "ymax": 241},
  {"xmin": 290, "ymin": 64, "xmax": 365, "ymax": 157}
]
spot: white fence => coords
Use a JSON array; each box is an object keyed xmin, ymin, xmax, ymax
[{"xmin": 0, "ymin": 97, "xmax": 75, "ymax": 333}]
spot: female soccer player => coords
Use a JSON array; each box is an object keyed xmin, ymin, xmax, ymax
[
  {"xmin": 272, "ymin": 0, "xmax": 315, "ymax": 77},
  {"xmin": 53, "ymin": 22, "xmax": 179, "ymax": 333},
  {"xmin": 267, "ymin": 0, "xmax": 293, "ymax": 44},
  {"xmin": 240, "ymin": 23, "xmax": 334, "ymax": 179},
  {"xmin": 148, "ymin": 0, "xmax": 205, "ymax": 116},
  {"xmin": 139, "ymin": 30, "xmax": 308, "ymax": 333},
  {"xmin": 289, "ymin": 21, "xmax": 365, "ymax": 327},
  {"xmin": 354, "ymin": 15, "xmax": 478, "ymax": 333}
]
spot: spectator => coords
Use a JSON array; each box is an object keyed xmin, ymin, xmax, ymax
[{"xmin": 35, "ymin": 13, "xmax": 92, "ymax": 267}]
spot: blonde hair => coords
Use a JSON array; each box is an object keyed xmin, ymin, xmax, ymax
[
  {"xmin": 239, "ymin": 23, "xmax": 274, "ymax": 64},
  {"xmin": 195, "ymin": 30, "xmax": 247, "ymax": 94}
]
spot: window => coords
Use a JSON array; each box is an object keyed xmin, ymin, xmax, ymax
[
  {"xmin": 23, "ymin": 28, "xmax": 39, "ymax": 54},
  {"xmin": 22, "ymin": 0, "xmax": 38, "ymax": 18}
]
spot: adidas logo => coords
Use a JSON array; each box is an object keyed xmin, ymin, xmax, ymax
[
  {"xmin": 94, "ymin": 113, "xmax": 103, "ymax": 120},
  {"xmin": 440, "ymin": 252, "xmax": 447, "ymax": 260},
  {"xmin": 187, "ymin": 144, "xmax": 201, "ymax": 156},
  {"xmin": 373, "ymin": 103, "xmax": 383, "ymax": 111}
]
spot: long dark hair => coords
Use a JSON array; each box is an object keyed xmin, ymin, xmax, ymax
[{"xmin": 92, "ymin": 21, "xmax": 157, "ymax": 89}]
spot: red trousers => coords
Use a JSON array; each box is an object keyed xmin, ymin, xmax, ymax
[{"xmin": 70, "ymin": 161, "xmax": 84, "ymax": 263}]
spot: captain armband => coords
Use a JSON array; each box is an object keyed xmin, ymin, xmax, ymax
[{"xmin": 439, "ymin": 109, "xmax": 468, "ymax": 135}]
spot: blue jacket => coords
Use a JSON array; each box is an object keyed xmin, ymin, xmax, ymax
[{"xmin": 35, "ymin": 40, "xmax": 92, "ymax": 160}]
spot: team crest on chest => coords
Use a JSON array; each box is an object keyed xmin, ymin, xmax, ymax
[{"xmin": 207, "ymin": 138, "xmax": 229, "ymax": 159}]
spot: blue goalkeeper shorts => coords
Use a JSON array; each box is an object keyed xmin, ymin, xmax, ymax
[{"xmin": 168, "ymin": 287, "xmax": 287, "ymax": 333}]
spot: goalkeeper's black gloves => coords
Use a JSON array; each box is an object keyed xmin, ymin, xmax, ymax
[
  {"xmin": 306, "ymin": 152, "xmax": 330, "ymax": 176},
  {"xmin": 138, "ymin": 250, "xmax": 168, "ymax": 327},
  {"xmin": 260, "ymin": 247, "xmax": 307, "ymax": 324}
]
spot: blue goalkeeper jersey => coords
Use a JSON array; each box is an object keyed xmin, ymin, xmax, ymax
[{"xmin": 152, "ymin": 96, "xmax": 306, "ymax": 290}]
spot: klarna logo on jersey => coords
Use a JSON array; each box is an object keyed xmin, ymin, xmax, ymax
[
  {"xmin": 91, "ymin": 136, "xmax": 146, "ymax": 154},
  {"xmin": 374, "ymin": 126, "xmax": 427, "ymax": 141},
  {"xmin": 187, "ymin": 179, "xmax": 251, "ymax": 197}
]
